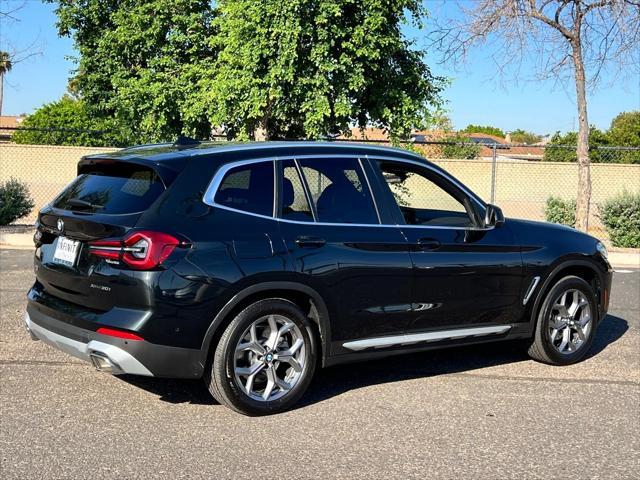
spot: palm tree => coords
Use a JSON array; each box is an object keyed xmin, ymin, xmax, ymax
[{"xmin": 0, "ymin": 51, "xmax": 13, "ymax": 115}]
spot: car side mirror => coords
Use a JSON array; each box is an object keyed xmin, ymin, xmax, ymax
[{"xmin": 484, "ymin": 204, "xmax": 505, "ymax": 228}]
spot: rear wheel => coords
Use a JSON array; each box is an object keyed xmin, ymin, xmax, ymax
[
  {"xmin": 205, "ymin": 299, "xmax": 317, "ymax": 415},
  {"xmin": 528, "ymin": 275, "xmax": 598, "ymax": 365}
]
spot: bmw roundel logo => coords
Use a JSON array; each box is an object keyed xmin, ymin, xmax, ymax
[{"xmin": 57, "ymin": 218, "xmax": 64, "ymax": 232}]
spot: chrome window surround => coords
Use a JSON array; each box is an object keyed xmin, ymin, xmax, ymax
[{"xmin": 202, "ymin": 154, "xmax": 491, "ymax": 231}]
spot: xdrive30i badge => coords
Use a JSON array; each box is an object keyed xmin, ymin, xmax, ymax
[{"xmin": 90, "ymin": 284, "xmax": 111, "ymax": 292}]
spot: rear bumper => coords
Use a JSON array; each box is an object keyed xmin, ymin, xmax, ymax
[
  {"xmin": 25, "ymin": 306, "xmax": 206, "ymax": 379},
  {"xmin": 25, "ymin": 311, "xmax": 153, "ymax": 376}
]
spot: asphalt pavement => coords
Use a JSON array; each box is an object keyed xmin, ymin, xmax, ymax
[{"xmin": 1, "ymin": 249, "xmax": 638, "ymax": 479}]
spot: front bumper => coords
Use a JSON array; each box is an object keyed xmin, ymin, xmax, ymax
[{"xmin": 24, "ymin": 305, "xmax": 206, "ymax": 378}]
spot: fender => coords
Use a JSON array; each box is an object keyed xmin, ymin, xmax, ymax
[
  {"xmin": 199, "ymin": 281, "xmax": 332, "ymax": 366},
  {"xmin": 528, "ymin": 257, "xmax": 608, "ymax": 333}
]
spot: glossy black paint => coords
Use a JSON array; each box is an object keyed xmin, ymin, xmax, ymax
[{"xmin": 27, "ymin": 141, "xmax": 613, "ymax": 377}]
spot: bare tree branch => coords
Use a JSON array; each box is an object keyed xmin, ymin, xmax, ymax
[{"xmin": 427, "ymin": 0, "xmax": 640, "ymax": 231}]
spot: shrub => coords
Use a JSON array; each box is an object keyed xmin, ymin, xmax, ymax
[
  {"xmin": 442, "ymin": 134, "xmax": 481, "ymax": 159},
  {"xmin": 509, "ymin": 128, "xmax": 541, "ymax": 144},
  {"xmin": 544, "ymin": 196, "xmax": 576, "ymax": 227},
  {"xmin": 0, "ymin": 178, "xmax": 35, "ymax": 225},
  {"xmin": 599, "ymin": 191, "xmax": 640, "ymax": 248}
]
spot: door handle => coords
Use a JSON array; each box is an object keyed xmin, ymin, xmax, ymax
[
  {"xmin": 295, "ymin": 236, "xmax": 326, "ymax": 248},
  {"xmin": 417, "ymin": 238, "xmax": 441, "ymax": 251}
]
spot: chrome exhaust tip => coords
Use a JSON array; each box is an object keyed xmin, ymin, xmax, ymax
[{"xmin": 89, "ymin": 352, "xmax": 122, "ymax": 374}]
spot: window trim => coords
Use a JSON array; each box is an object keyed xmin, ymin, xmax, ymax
[
  {"xmin": 292, "ymin": 156, "xmax": 382, "ymax": 225},
  {"xmin": 202, "ymin": 154, "xmax": 491, "ymax": 231},
  {"xmin": 279, "ymin": 158, "xmax": 317, "ymax": 222},
  {"xmin": 203, "ymin": 158, "xmax": 277, "ymax": 220},
  {"xmin": 369, "ymin": 156, "xmax": 486, "ymax": 229}
]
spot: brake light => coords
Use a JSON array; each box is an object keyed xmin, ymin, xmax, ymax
[
  {"xmin": 96, "ymin": 327, "xmax": 144, "ymax": 341},
  {"xmin": 88, "ymin": 239, "xmax": 121, "ymax": 260},
  {"xmin": 89, "ymin": 230, "xmax": 184, "ymax": 270}
]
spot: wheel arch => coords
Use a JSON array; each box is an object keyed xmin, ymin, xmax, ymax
[
  {"xmin": 200, "ymin": 281, "xmax": 332, "ymax": 367},
  {"xmin": 530, "ymin": 259, "xmax": 606, "ymax": 328}
]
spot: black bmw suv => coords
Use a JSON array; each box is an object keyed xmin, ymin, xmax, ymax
[{"xmin": 26, "ymin": 141, "xmax": 612, "ymax": 415}]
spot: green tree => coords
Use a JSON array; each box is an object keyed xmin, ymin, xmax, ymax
[
  {"xmin": 201, "ymin": 0, "xmax": 444, "ymax": 140},
  {"xmin": 509, "ymin": 129, "xmax": 541, "ymax": 145},
  {"xmin": 607, "ymin": 111, "xmax": 640, "ymax": 147},
  {"xmin": 48, "ymin": 0, "xmax": 216, "ymax": 142},
  {"xmin": 544, "ymin": 127, "xmax": 610, "ymax": 163},
  {"xmin": 0, "ymin": 51, "xmax": 12, "ymax": 115},
  {"xmin": 544, "ymin": 115, "xmax": 640, "ymax": 164},
  {"xmin": 462, "ymin": 124, "xmax": 504, "ymax": 138},
  {"xmin": 12, "ymin": 96, "xmax": 129, "ymax": 147}
]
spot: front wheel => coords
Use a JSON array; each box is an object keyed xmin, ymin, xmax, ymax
[
  {"xmin": 205, "ymin": 299, "xmax": 317, "ymax": 415},
  {"xmin": 528, "ymin": 275, "xmax": 598, "ymax": 365}
]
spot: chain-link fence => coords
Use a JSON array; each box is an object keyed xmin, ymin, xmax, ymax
[
  {"xmin": 1, "ymin": 132, "xmax": 638, "ymax": 246},
  {"xmin": 411, "ymin": 142, "xmax": 640, "ymax": 244}
]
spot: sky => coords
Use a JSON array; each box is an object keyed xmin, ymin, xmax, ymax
[{"xmin": 1, "ymin": 0, "xmax": 638, "ymax": 135}]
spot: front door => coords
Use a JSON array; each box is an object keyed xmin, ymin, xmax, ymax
[
  {"xmin": 276, "ymin": 156, "xmax": 413, "ymax": 354},
  {"xmin": 371, "ymin": 158, "xmax": 524, "ymax": 335}
]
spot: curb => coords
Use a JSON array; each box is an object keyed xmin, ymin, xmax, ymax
[{"xmin": 0, "ymin": 232, "xmax": 35, "ymax": 250}]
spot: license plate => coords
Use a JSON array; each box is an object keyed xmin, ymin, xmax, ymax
[{"xmin": 53, "ymin": 236, "xmax": 80, "ymax": 267}]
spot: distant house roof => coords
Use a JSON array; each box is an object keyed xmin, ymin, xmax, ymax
[
  {"xmin": 0, "ymin": 115, "xmax": 25, "ymax": 142},
  {"xmin": 339, "ymin": 127, "xmax": 544, "ymax": 159}
]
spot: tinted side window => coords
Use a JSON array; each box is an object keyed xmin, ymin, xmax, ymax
[
  {"xmin": 378, "ymin": 161, "xmax": 473, "ymax": 227},
  {"xmin": 297, "ymin": 158, "xmax": 378, "ymax": 224},
  {"xmin": 214, "ymin": 161, "xmax": 274, "ymax": 216},
  {"xmin": 280, "ymin": 160, "xmax": 314, "ymax": 222}
]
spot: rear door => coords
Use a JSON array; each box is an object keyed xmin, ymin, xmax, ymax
[
  {"xmin": 370, "ymin": 158, "xmax": 524, "ymax": 334},
  {"xmin": 276, "ymin": 156, "xmax": 413, "ymax": 354},
  {"xmin": 34, "ymin": 159, "xmax": 174, "ymax": 312}
]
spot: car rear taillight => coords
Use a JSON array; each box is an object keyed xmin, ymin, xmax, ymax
[
  {"xmin": 89, "ymin": 230, "xmax": 186, "ymax": 270},
  {"xmin": 96, "ymin": 327, "xmax": 144, "ymax": 341}
]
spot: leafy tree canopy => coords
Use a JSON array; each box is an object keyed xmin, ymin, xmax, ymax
[
  {"xmin": 12, "ymin": 96, "xmax": 129, "ymax": 147},
  {"xmin": 48, "ymin": 0, "xmax": 216, "ymax": 142},
  {"xmin": 461, "ymin": 124, "xmax": 504, "ymax": 138},
  {"xmin": 607, "ymin": 111, "xmax": 640, "ymax": 148},
  {"xmin": 544, "ymin": 115, "xmax": 640, "ymax": 164},
  {"xmin": 50, "ymin": 0, "xmax": 444, "ymax": 142}
]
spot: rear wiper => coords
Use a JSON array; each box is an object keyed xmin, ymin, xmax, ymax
[{"xmin": 66, "ymin": 198, "xmax": 105, "ymax": 210}]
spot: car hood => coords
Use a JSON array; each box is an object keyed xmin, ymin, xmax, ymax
[{"xmin": 506, "ymin": 217, "xmax": 598, "ymax": 251}]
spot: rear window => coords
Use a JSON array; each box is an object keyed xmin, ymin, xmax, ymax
[{"xmin": 53, "ymin": 165, "xmax": 166, "ymax": 214}]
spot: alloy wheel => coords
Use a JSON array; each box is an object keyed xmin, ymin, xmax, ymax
[
  {"xmin": 548, "ymin": 289, "xmax": 592, "ymax": 355},
  {"xmin": 233, "ymin": 314, "xmax": 306, "ymax": 401}
]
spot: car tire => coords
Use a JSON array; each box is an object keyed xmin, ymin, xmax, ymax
[
  {"xmin": 528, "ymin": 275, "xmax": 598, "ymax": 365},
  {"xmin": 205, "ymin": 298, "xmax": 317, "ymax": 415}
]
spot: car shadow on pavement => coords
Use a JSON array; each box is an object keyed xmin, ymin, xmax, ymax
[
  {"xmin": 119, "ymin": 376, "xmax": 218, "ymax": 405},
  {"xmin": 118, "ymin": 314, "xmax": 628, "ymax": 409},
  {"xmin": 299, "ymin": 314, "xmax": 629, "ymax": 408},
  {"xmin": 587, "ymin": 314, "xmax": 628, "ymax": 358}
]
